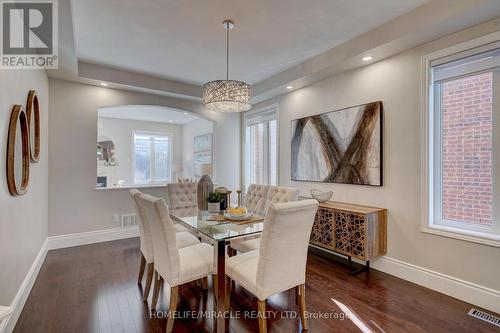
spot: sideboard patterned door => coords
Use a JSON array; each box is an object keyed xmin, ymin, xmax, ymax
[
  {"xmin": 310, "ymin": 201, "xmax": 387, "ymax": 262},
  {"xmin": 310, "ymin": 207, "xmax": 334, "ymax": 249}
]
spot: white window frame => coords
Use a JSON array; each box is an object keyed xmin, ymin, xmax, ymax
[
  {"xmin": 242, "ymin": 104, "xmax": 279, "ymax": 191},
  {"xmin": 132, "ymin": 130, "xmax": 173, "ymax": 185},
  {"xmin": 421, "ymin": 31, "xmax": 500, "ymax": 247}
]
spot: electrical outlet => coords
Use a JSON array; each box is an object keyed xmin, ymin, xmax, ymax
[
  {"xmin": 121, "ymin": 214, "xmax": 137, "ymax": 228},
  {"xmin": 112, "ymin": 214, "xmax": 120, "ymax": 224}
]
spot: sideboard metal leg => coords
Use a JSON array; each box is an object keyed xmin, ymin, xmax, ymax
[{"xmin": 349, "ymin": 259, "xmax": 370, "ymax": 276}]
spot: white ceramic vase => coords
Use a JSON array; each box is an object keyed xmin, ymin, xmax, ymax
[{"xmin": 208, "ymin": 202, "xmax": 220, "ymax": 213}]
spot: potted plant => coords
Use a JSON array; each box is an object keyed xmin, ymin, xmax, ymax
[{"xmin": 207, "ymin": 192, "xmax": 224, "ymax": 213}]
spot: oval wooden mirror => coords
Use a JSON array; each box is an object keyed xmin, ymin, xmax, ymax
[
  {"xmin": 26, "ymin": 90, "xmax": 40, "ymax": 162},
  {"xmin": 7, "ymin": 105, "xmax": 30, "ymax": 196}
]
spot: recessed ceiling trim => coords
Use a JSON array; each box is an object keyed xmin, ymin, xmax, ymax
[
  {"xmin": 251, "ymin": 0, "xmax": 500, "ymax": 103},
  {"xmin": 59, "ymin": 0, "xmax": 500, "ymax": 106},
  {"xmin": 78, "ymin": 61, "xmax": 202, "ymax": 100}
]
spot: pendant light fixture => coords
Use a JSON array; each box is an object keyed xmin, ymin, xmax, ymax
[{"xmin": 202, "ymin": 20, "xmax": 251, "ymax": 112}]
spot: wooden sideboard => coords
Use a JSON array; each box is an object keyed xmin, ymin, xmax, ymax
[{"xmin": 308, "ymin": 200, "xmax": 387, "ymax": 274}]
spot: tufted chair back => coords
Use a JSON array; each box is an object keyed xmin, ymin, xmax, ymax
[
  {"xmin": 129, "ymin": 189, "xmax": 154, "ymax": 263},
  {"xmin": 244, "ymin": 184, "xmax": 271, "ymax": 215},
  {"xmin": 167, "ymin": 182, "xmax": 198, "ymax": 215},
  {"xmin": 265, "ymin": 186, "xmax": 299, "ymax": 213},
  {"xmin": 138, "ymin": 193, "xmax": 181, "ymax": 286},
  {"xmin": 256, "ymin": 199, "xmax": 319, "ymax": 300}
]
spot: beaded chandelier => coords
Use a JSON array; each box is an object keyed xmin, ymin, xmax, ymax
[{"xmin": 202, "ymin": 20, "xmax": 251, "ymax": 112}]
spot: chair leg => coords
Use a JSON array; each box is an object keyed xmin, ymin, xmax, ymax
[
  {"xmin": 297, "ymin": 284, "xmax": 308, "ymax": 330},
  {"xmin": 143, "ymin": 263, "xmax": 154, "ymax": 301},
  {"xmin": 137, "ymin": 254, "xmax": 146, "ymax": 284},
  {"xmin": 201, "ymin": 276, "xmax": 208, "ymax": 290},
  {"xmin": 151, "ymin": 272, "xmax": 163, "ymax": 310},
  {"xmin": 224, "ymin": 276, "xmax": 231, "ymax": 311},
  {"xmin": 166, "ymin": 286, "xmax": 179, "ymax": 333},
  {"xmin": 213, "ymin": 274, "xmax": 218, "ymax": 304},
  {"xmin": 257, "ymin": 299, "xmax": 267, "ymax": 333}
]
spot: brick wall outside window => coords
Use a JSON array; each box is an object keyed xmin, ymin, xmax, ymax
[{"xmin": 441, "ymin": 72, "xmax": 493, "ymax": 225}]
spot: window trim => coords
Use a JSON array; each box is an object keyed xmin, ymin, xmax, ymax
[
  {"xmin": 421, "ymin": 31, "xmax": 500, "ymax": 248},
  {"xmin": 241, "ymin": 104, "xmax": 279, "ymax": 191},
  {"xmin": 132, "ymin": 130, "xmax": 173, "ymax": 185}
]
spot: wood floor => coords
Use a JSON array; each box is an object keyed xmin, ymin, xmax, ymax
[{"xmin": 14, "ymin": 238, "xmax": 499, "ymax": 333}]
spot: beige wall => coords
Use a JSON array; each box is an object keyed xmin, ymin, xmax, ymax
[
  {"xmin": 48, "ymin": 79, "xmax": 240, "ymax": 236},
  {"xmin": 0, "ymin": 70, "xmax": 49, "ymax": 304},
  {"xmin": 254, "ymin": 21, "xmax": 500, "ymax": 292}
]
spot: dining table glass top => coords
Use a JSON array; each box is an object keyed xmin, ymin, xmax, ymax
[{"xmin": 169, "ymin": 208, "xmax": 264, "ymax": 241}]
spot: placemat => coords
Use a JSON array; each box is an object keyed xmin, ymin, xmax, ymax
[{"xmin": 206, "ymin": 214, "xmax": 264, "ymax": 225}]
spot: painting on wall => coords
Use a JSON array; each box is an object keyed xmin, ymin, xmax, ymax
[
  {"xmin": 291, "ymin": 101, "xmax": 383, "ymax": 186},
  {"xmin": 193, "ymin": 133, "xmax": 213, "ymax": 177}
]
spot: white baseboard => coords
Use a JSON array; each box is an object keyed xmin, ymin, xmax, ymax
[
  {"xmin": 0, "ymin": 239, "xmax": 48, "ymax": 333},
  {"xmin": 310, "ymin": 245, "xmax": 500, "ymax": 315},
  {"xmin": 371, "ymin": 256, "xmax": 500, "ymax": 315},
  {"xmin": 47, "ymin": 227, "xmax": 139, "ymax": 250},
  {"xmin": 0, "ymin": 228, "xmax": 139, "ymax": 332}
]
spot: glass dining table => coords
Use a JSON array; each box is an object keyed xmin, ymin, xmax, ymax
[{"xmin": 169, "ymin": 208, "xmax": 264, "ymax": 332}]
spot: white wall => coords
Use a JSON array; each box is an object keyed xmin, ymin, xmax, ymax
[
  {"xmin": 182, "ymin": 118, "xmax": 214, "ymax": 180},
  {"xmin": 48, "ymin": 79, "xmax": 240, "ymax": 236},
  {"xmin": 98, "ymin": 117, "xmax": 183, "ymax": 187},
  {"xmin": 253, "ymin": 20, "xmax": 500, "ymax": 298},
  {"xmin": 0, "ymin": 70, "xmax": 49, "ymax": 304}
]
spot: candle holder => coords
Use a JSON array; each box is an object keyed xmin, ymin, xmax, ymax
[
  {"xmin": 237, "ymin": 190, "xmax": 242, "ymax": 207},
  {"xmin": 215, "ymin": 187, "xmax": 228, "ymax": 210},
  {"xmin": 226, "ymin": 190, "xmax": 232, "ymax": 209}
]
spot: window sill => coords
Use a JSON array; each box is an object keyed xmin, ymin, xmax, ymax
[{"xmin": 422, "ymin": 224, "xmax": 500, "ymax": 248}]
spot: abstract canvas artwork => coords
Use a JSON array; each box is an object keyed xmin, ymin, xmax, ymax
[{"xmin": 291, "ymin": 101, "xmax": 382, "ymax": 186}]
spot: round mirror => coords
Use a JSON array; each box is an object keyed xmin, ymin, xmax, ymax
[
  {"xmin": 7, "ymin": 105, "xmax": 30, "ymax": 196},
  {"xmin": 26, "ymin": 90, "xmax": 40, "ymax": 162}
]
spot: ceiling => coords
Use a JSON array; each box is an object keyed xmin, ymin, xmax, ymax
[
  {"xmin": 73, "ymin": 0, "xmax": 429, "ymax": 86},
  {"xmin": 98, "ymin": 105, "xmax": 201, "ymax": 124}
]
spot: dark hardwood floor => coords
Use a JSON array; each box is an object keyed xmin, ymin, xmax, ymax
[{"xmin": 14, "ymin": 238, "xmax": 499, "ymax": 333}]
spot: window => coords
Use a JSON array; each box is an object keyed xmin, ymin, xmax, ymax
[
  {"xmin": 134, "ymin": 132, "xmax": 172, "ymax": 184},
  {"xmin": 425, "ymin": 37, "xmax": 500, "ymax": 245},
  {"xmin": 244, "ymin": 107, "xmax": 278, "ymax": 188}
]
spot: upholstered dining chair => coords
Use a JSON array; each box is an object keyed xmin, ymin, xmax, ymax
[
  {"xmin": 225, "ymin": 199, "xmax": 319, "ymax": 333},
  {"xmin": 166, "ymin": 182, "xmax": 200, "ymax": 232},
  {"xmin": 244, "ymin": 184, "xmax": 271, "ymax": 214},
  {"xmin": 265, "ymin": 186, "xmax": 300, "ymax": 212},
  {"xmin": 230, "ymin": 185, "xmax": 300, "ymax": 254},
  {"xmin": 166, "ymin": 182, "xmax": 198, "ymax": 216},
  {"xmin": 138, "ymin": 193, "xmax": 214, "ymax": 333},
  {"xmin": 228, "ymin": 184, "xmax": 270, "ymax": 255},
  {"xmin": 129, "ymin": 189, "xmax": 200, "ymax": 305}
]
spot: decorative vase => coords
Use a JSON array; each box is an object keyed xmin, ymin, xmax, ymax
[
  {"xmin": 197, "ymin": 175, "xmax": 214, "ymax": 210},
  {"xmin": 208, "ymin": 202, "xmax": 220, "ymax": 213}
]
